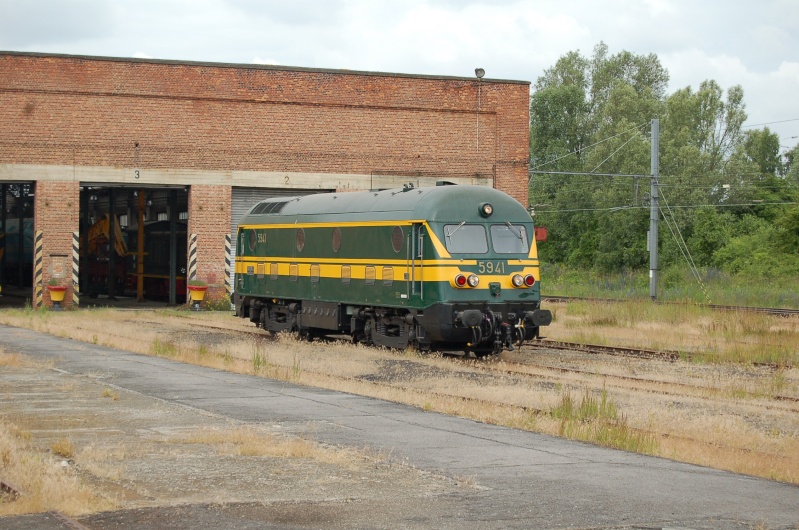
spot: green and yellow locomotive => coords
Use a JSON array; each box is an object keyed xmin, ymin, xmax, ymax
[{"xmin": 233, "ymin": 183, "xmax": 552, "ymax": 355}]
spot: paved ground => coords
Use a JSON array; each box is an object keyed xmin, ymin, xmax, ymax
[{"xmin": 1, "ymin": 323, "xmax": 798, "ymax": 529}]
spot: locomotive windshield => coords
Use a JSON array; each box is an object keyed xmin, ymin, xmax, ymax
[
  {"xmin": 491, "ymin": 224, "xmax": 529, "ymax": 254},
  {"xmin": 443, "ymin": 224, "xmax": 488, "ymax": 254}
]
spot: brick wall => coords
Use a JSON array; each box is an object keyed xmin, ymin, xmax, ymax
[
  {"xmin": 33, "ymin": 181, "xmax": 80, "ymax": 306},
  {"xmin": 0, "ymin": 53, "xmax": 530, "ymax": 200},
  {"xmin": 1, "ymin": 52, "xmax": 530, "ymax": 305},
  {"xmin": 188, "ymin": 184, "xmax": 232, "ymax": 303}
]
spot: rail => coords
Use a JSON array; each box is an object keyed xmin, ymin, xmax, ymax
[{"xmin": 543, "ymin": 296, "xmax": 799, "ymax": 317}]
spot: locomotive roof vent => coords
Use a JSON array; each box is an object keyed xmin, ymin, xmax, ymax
[
  {"xmin": 436, "ymin": 180, "xmax": 457, "ymax": 186},
  {"xmin": 252, "ymin": 201, "xmax": 289, "ymax": 215}
]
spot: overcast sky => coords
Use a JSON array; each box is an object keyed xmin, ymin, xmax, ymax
[{"xmin": 2, "ymin": 0, "xmax": 797, "ymax": 150}]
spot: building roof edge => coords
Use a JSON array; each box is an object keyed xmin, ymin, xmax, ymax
[{"xmin": 0, "ymin": 50, "xmax": 530, "ymax": 85}]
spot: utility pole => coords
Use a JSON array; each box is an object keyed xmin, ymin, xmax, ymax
[{"xmin": 649, "ymin": 119, "xmax": 660, "ymax": 300}]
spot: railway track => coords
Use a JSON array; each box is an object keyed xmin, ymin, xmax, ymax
[
  {"xmin": 334, "ymin": 356, "xmax": 799, "ymax": 465},
  {"xmin": 543, "ymin": 295, "xmax": 799, "ymax": 317},
  {"xmin": 474, "ymin": 346, "xmax": 799, "ymax": 411},
  {"xmin": 173, "ymin": 321, "xmax": 799, "ymax": 407},
  {"xmin": 69, "ymin": 312, "xmax": 799, "ymax": 410},
  {"xmin": 535, "ymin": 338, "xmax": 681, "ymax": 362}
]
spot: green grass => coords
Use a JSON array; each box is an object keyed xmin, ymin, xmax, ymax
[
  {"xmin": 551, "ymin": 388, "xmax": 659, "ymax": 454},
  {"xmin": 542, "ymin": 264, "xmax": 799, "ymax": 308},
  {"xmin": 565, "ymin": 298, "xmax": 705, "ymax": 328},
  {"xmin": 251, "ymin": 344, "xmax": 270, "ymax": 374},
  {"xmin": 151, "ymin": 338, "xmax": 179, "ymax": 357}
]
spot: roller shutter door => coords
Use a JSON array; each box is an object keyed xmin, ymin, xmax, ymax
[{"xmin": 230, "ymin": 187, "xmax": 330, "ymax": 291}]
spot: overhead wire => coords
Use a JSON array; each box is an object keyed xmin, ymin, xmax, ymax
[
  {"xmin": 658, "ymin": 188, "xmax": 711, "ymax": 302},
  {"xmin": 533, "ymin": 201, "xmax": 798, "ymax": 214},
  {"xmin": 590, "ymin": 131, "xmax": 643, "ymax": 173},
  {"xmin": 743, "ymin": 118, "xmax": 799, "ymax": 129},
  {"xmin": 528, "ymin": 121, "xmax": 650, "ymax": 177}
]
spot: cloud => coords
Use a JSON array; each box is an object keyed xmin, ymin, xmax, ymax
[
  {"xmin": 252, "ymin": 57, "xmax": 280, "ymax": 65},
  {"xmin": 1, "ymin": 0, "xmax": 796, "ymax": 142},
  {"xmin": 662, "ymin": 48, "xmax": 799, "ymax": 141},
  {"xmin": 225, "ymin": 0, "xmax": 348, "ymax": 25},
  {"xmin": 0, "ymin": 0, "xmax": 113, "ymax": 48}
]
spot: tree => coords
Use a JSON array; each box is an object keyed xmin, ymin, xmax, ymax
[
  {"xmin": 784, "ymin": 145, "xmax": 799, "ymax": 185},
  {"xmin": 740, "ymin": 128, "xmax": 781, "ymax": 176},
  {"xmin": 686, "ymin": 207, "xmax": 733, "ymax": 266},
  {"xmin": 530, "ymin": 43, "xmax": 668, "ymax": 271},
  {"xmin": 775, "ymin": 206, "xmax": 799, "ymax": 253},
  {"xmin": 529, "ymin": 51, "xmax": 590, "ymax": 172},
  {"xmin": 530, "ymin": 43, "xmax": 797, "ymax": 282}
]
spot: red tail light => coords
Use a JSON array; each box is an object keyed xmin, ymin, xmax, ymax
[
  {"xmin": 524, "ymin": 274, "xmax": 536, "ymax": 287},
  {"xmin": 455, "ymin": 274, "xmax": 480, "ymax": 288}
]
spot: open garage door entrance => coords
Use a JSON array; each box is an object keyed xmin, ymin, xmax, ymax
[
  {"xmin": 80, "ymin": 186, "xmax": 188, "ymax": 305},
  {"xmin": 0, "ymin": 183, "xmax": 35, "ymax": 305}
]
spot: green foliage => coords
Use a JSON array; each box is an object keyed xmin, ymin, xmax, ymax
[
  {"xmin": 712, "ymin": 236, "xmax": 799, "ymax": 278},
  {"xmin": 741, "ymin": 128, "xmax": 782, "ymax": 176},
  {"xmin": 204, "ymin": 293, "xmax": 232, "ymax": 312},
  {"xmin": 542, "ymin": 263, "xmax": 645, "ymax": 298},
  {"xmin": 531, "ymin": 42, "xmax": 799, "ymax": 279},
  {"xmin": 775, "ymin": 206, "xmax": 799, "ymax": 252},
  {"xmin": 786, "ymin": 145, "xmax": 799, "ymax": 186},
  {"xmin": 685, "ymin": 207, "xmax": 732, "ymax": 266}
]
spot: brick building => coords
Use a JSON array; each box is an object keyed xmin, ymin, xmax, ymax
[{"xmin": 0, "ymin": 51, "xmax": 530, "ymax": 307}]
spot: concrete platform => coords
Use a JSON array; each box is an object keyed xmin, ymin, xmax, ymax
[{"xmin": 0, "ymin": 323, "xmax": 797, "ymax": 529}]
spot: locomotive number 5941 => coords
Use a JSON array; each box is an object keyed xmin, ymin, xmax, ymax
[{"xmin": 477, "ymin": 261, "xmax": 505, "ymax": 274}]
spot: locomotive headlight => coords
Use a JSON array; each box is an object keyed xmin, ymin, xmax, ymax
[
  {"xmin": 479, "ymin": 202, "xmax": 494, "ymax": 217},
  {"xmin": 512, "ymin": 274, "xmax": 524, "ymax": 287},
  {"xmin": 455, "ymin": 274, "xmax": 479, "ymax": 288}
]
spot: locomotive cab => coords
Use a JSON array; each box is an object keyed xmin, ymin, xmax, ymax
[{"xmin": 413, "ymin": 197, "xmax": 552, "ymax": 354}]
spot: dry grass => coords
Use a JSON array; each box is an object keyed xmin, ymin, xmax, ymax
[
  {"xmin": 0, "ymin": 347, "xmax": 52, "ymax": 369},
  {"xmin": 547, "ymin": 300, "xmax": 799, "ymax": 367},
  {"xmin": 0, "ymin": 306, "xmax": 798, "ymax": 486},
  {"xmin": 0, "ymin": 351, "xmax": 26, "ymax": 368},
  {"xmin": 0, "ymin": 419, "xmax": 117, "ymax": 516},
  {"xmin": 169, "ymin": 426, "xmax": 372, "ymax": 469},
  {"xmin": 75, "ymin": 446, "xmax": 128, "ymax": 483},
  {"xmin": 50, "ymin": 438, "xmax": 75, "ymax": 459}
]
